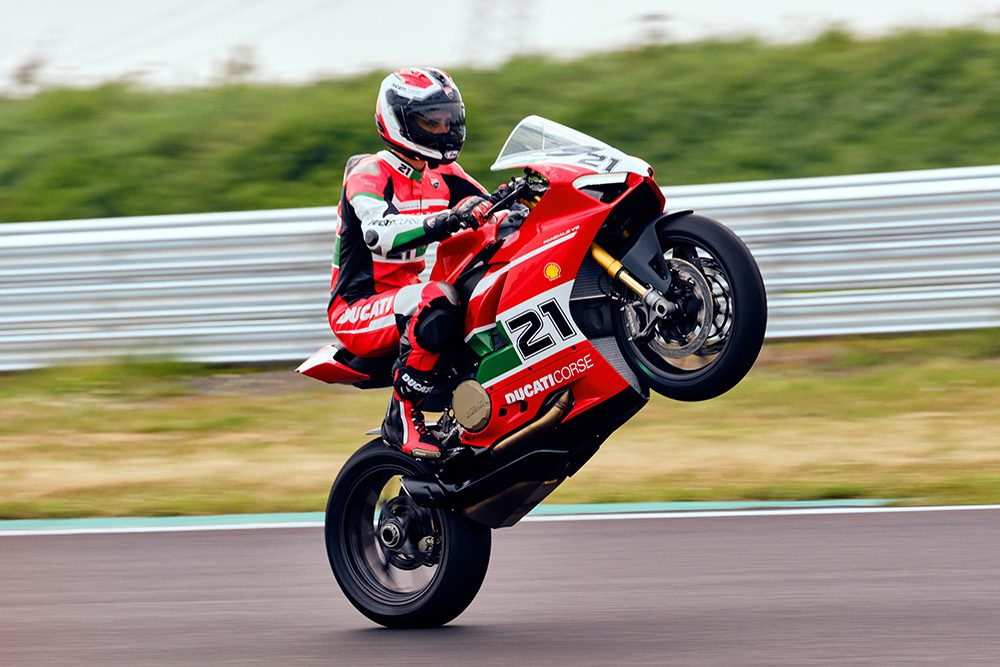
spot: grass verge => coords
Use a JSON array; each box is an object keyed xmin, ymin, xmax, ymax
[
  {"xmin": 3, "ymin": 29, "xmax": 1000, "ymax": 223},
  {"xmin": 0, "ymin": 330, "xmax": 998, "ymax": 518}
]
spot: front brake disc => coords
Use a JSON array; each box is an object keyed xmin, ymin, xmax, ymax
[{"xmin": 647, "ymin": 258, "xmax": 714, "ymax": 358}]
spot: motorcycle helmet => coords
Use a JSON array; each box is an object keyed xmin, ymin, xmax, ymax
[{"xmin": 375, "ymin": 67, "xmax": 466, "ymax": 166}]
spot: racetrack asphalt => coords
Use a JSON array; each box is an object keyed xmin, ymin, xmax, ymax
[{"xmin": 2, "ymin": 508, "xmax": 999, "ymax": 665}]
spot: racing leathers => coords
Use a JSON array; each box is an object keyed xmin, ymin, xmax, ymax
[{"xmin": 328, "ymin": 149, "xmax": 487, "ymax": 458}]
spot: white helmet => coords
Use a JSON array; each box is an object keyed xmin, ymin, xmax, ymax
[{"xmin": 375, "ymin": 67, "xmax": 466, "ymax": 166}]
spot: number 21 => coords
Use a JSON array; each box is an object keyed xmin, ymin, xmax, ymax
[{"xmin": 506, "ymin": 300, "xmax": 575, "ymax": 359}]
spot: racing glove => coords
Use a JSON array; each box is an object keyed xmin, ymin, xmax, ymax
[
  {"xmin": 453, "ymin": 195, "xmax": 492, "ymax": 229},
  {"xmin": 422, "ymin": 195, "xmax": 491, "ymax": 242}
]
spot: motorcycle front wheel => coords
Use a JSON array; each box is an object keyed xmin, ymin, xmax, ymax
[
  {"xmin": 612, "ymin": 213, "xmax": 767, "ymax": 401},
  {"xmin": 325, "ymin": 439, "xmax": 491, "ymax": 628}
]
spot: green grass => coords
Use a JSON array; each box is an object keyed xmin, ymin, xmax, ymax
[
  {"xmin": 2, "ymin": 29, "xmax": 1000, "ymax": 223},
  {"xmin": 0, "ymin": 330, "xmax": 997, "ymax": 518}
]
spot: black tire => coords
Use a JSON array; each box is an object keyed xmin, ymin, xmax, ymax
[
  {"xmin": 613, "ymin": 213, "xmax": 767, "ymax": 401},
  {"xmin": 325, "ymin": 439, "xmax": 491, "ymax": 628}
]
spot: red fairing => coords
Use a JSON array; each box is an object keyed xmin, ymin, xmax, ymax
[
  {"xmin": 463, "ymin": 271, "xmax": 507, "ymax": 337},
  {"xmin": 461, "ymin": 342, "xmax": 630, "ymax": 448},
  {"xmin": 431, "ymin": 223, "xmax": 498, "ymax": 285},
  {"xmin": 456, "ymin": 169, "xmax": 625, "ymax": 336},
  {"xmin": 494, "ymin": 183, "xmax": 610, "ymax": 311},
  {"xmin": 445, "ymin": 164, "xmax": 649, "ymax": 448}
]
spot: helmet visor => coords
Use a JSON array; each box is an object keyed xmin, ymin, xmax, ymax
[{"xmin": 402, "ymin": 101, "xmax": 466, "ymax": 156}]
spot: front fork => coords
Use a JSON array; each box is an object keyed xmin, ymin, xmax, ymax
[{"xmin": 590, "ymin": 243, "xmax": 676, "ymax": 319}]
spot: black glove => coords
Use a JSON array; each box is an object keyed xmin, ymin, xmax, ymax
[
  {"xmin": 422, "ymin": 196, "xmax": 490, "ymax": 241},
  {"xmin": 453, "ymin": 196, "xmax": 490, "ymax": 230}
]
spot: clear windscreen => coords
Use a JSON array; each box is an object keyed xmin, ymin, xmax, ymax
[{"xmin": 490, "ymin": 115, "xmax": 651, "ymax": 175}]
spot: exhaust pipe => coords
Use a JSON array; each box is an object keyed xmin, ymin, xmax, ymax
[
  {"xmin": 491, "ymin": 389, "xmax": 574, "ymax": 458},
  {"xmin": 400, "ymin": 389, "xmax": 574, "ymax": 509}
]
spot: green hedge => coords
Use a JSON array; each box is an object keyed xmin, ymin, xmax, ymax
[{"xmin": 1, "ymin": 29, "xmax": 999, "ymax": 223}]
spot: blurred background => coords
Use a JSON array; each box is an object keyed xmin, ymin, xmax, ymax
[
  {"xmin": 6, "ymin": 0, "xmax": 999, "ymax": 89},
  {"xmin": 0, "ymin": 1, "xmax": 998, "ymax": 519}
]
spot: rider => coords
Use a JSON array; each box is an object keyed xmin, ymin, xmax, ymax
[{"xmin": 328, "ymin": 67, "xmax": 497, "ymax": 460}]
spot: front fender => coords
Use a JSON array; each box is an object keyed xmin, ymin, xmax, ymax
[
  {"xmin": 655, "ymin": 209, "xmax": 696, "ymax": 229},
  {"xmin": 616, "ymin": 210, "xmax": 694, "ymax": 292}
]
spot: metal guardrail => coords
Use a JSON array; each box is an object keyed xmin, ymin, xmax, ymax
[
  {"xmin": 667, "ymin": 165, "xmax": 1000, "ymax": 338},
  {"xmin": 1, "ymin": 165, "xmax": 998, "ymax": 370}
]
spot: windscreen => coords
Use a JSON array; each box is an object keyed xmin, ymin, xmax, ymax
[{"xmin": 490, "ymin": 115, "xmax": 650, "ymax": 176}]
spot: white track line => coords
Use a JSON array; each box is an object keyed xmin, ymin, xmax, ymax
[
  {"xmin": 3, "ymin": 504, "xmax": 1000, "ymax": 537},
  {"xmin": 0, "ymin": 521, "xmax": 324, "ymax": 537},
  {"xmin": 521, "ymin": 504, "xmax": 1000, "ymax": 523}
]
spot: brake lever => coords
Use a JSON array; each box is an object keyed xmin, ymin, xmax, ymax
[{"xmin": 484, "ymin": 180, "xmax": 528, "ymax": 218}]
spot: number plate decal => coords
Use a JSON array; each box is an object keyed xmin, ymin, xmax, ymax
[{"xmin": 497, "ymin": 282, "xmax": 585, "ymax": 364}]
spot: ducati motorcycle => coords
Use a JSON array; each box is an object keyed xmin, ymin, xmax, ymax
[{"xmin": 298, "ymin": 116, "xmax": 767, "ymax": 628}]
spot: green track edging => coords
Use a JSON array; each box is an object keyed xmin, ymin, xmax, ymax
[{"xmin": 0, "ymin": 500, "xmax": 893, "ymax": 533}]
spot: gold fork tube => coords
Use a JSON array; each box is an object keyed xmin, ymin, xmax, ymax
[{"xmin": 590, "ymin": 243, "xmax": 648, "ymax": 297}]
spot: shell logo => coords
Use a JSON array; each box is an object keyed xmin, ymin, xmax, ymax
[{"xmin": 543, "ymin": 263, "xmax": 562, "ymax": 281}]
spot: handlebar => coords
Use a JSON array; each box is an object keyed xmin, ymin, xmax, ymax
[
  {"xmin": 468, "ymin": 170, "xmax": 550, "ymax": 240},
  {"xmin": 484, "ymin": 169, "xmax": 549, "ymax": 222}
]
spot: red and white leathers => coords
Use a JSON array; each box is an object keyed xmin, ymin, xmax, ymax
[{"xmin": 328, "ymin": 149, "xmax": 487, "ymax": 457}]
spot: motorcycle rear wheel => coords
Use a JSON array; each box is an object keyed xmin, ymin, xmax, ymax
[
  {"xmin": 613, "ymin": 213, "xmax": 767, "ymax": 401},
  {"xmin": 325, "ymin": 439, "xmax": 491, "ymax": 628}
]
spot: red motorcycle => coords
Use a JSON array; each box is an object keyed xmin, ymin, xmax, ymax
[{"xmin": 298, "ymin": 116, "xmax": 767, "ymax": 628}]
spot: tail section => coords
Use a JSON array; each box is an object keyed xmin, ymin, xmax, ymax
[{"xmin": 296, "ymin": 344, "xmax": 372, "ymax": 385}]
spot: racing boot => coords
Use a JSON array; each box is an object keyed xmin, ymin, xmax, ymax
[{"xmin": 381, "ymin": 366, "xmax": 444, "ymax": 459}]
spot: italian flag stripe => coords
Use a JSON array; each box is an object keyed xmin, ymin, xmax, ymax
[
  {"xmin": 391, "ymin": 227, "xmax": 426, "ymax": 249},
  {"xmin": 476, "ymin": 346, "xmax": 521, "ymax": 384},
  {"xmin": 475, "ymin": 324, "xmax": 520, "ymax": 383}
]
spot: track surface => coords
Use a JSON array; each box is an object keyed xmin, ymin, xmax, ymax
[{"xmin": 3, "ymin": 509, "xmax": 999, "ymax": 665}]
